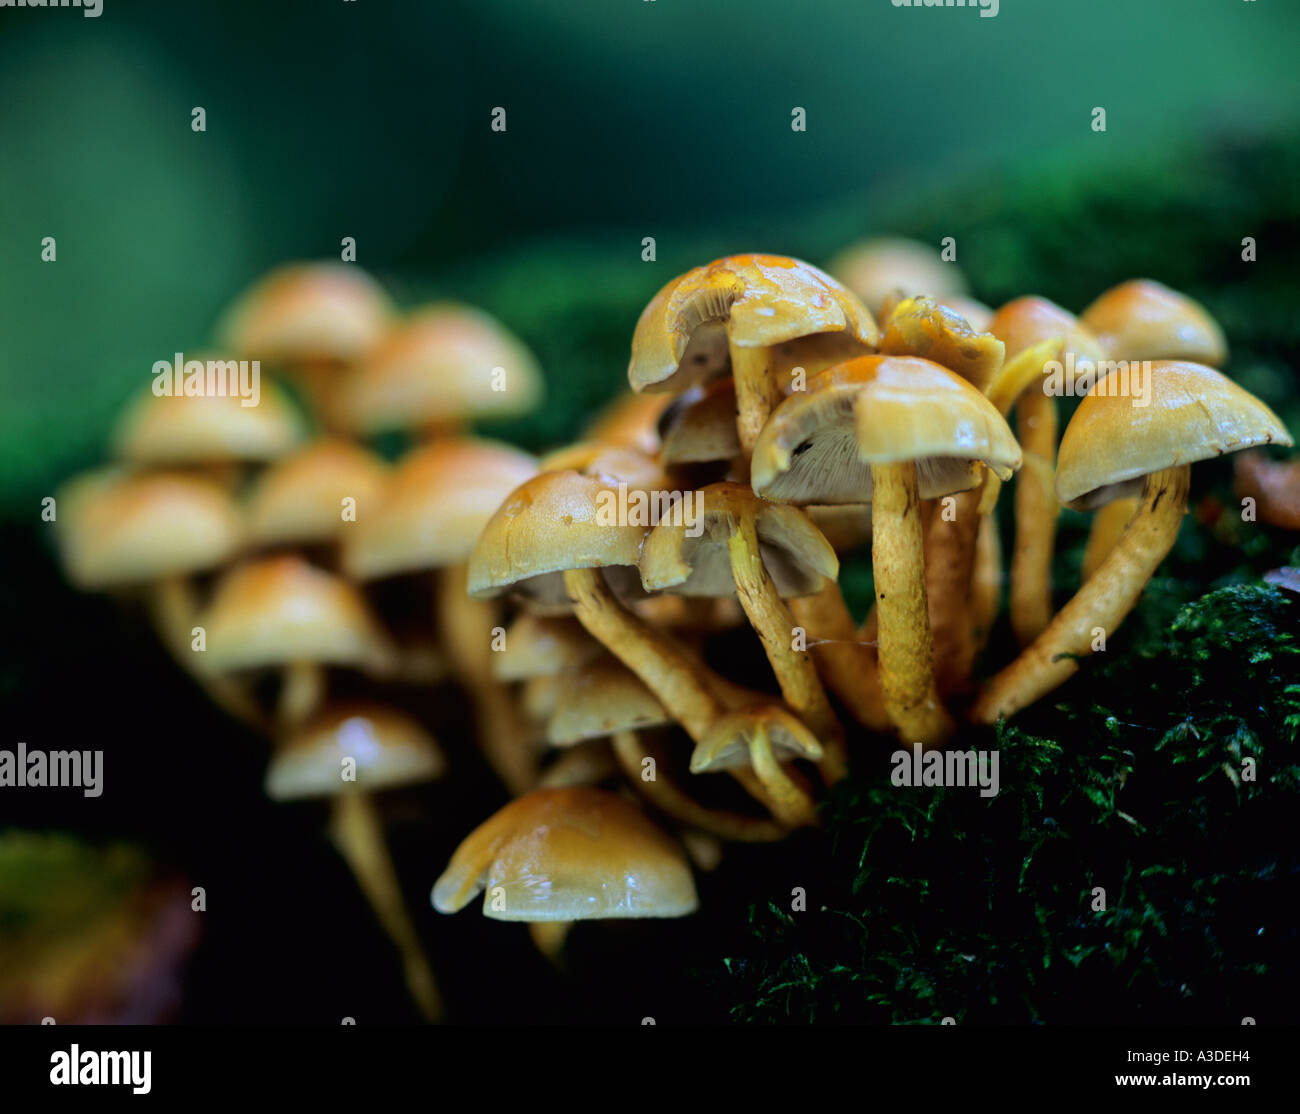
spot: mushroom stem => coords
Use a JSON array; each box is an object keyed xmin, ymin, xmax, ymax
[
  {"xmin": 869, "ymin": 462, "xmax": 954, "ymax": 746},
  {"xmin": 1082, "ymin": 495, "xmax": 1139, "ymax": 582},
  {"xmin": 329, "ymin": 791, "xmax": 442, "ymax": 1022},
  {"xmin": 788, "ymin": 581, "xmax": 892, "ymax": 733},
  {"xmin": 610, "ymin": 731, "xmax": 788, "ymax": 842},
  {"xmin": 971, "ymin": 513, "xmax": 1002, "ymax": 656},
  {"xmin": 924, "ymin": 484, "xmax": 983, "ymax": 699},
  {"xmin": 436, "ymin": 566, "xmax": 536, "ymax": 796},
  {"xmin": 726, "ymin": 516, "xmax": 847, "ymax": 783},
  {"xmin": 971, "ymin": 465, "xmax": 1190, "ymax": 722},
  {"xmin": 1010, "ymin": 389, "xmax": 1059, "ymax": 645},
  {"xmin": 527, "ymin": 921, "xmax": 572, "ymax": 968},
  {"xmin": 747, "ymin": 724, "xmax": 820, "ymax": 828},
  {"xmin": 279, "ymin": 660, "xmax": 325, "ymax": 730},
  {"xmin": 563, "ymin": 568, "xmax": 723, "ymax": 743},
  {"xmin": 728, "ymin": 341, "xmax": 778, "ymax": 456}
]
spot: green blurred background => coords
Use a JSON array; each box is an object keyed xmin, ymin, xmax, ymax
[{"xmin": 3, "ymin": 0, "xmax": 1300, "ymax": 1024}]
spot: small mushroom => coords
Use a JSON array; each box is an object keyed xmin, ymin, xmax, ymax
[
  {"xmin": 878, "ymin": 295, "xmax": 1005, "ymax": 392},
  {"xmin": 658, "ymin": 379, "xmax": 743, "ymax": 465},
  {"xmin": 199, "ymin": 554, "xmax": 396, "ymax": 729},
  {"xmin": 581, "ymin": 391, "xmax": 673, "ymax": 456},
  {"xmin": 639, "ymin": 482, "xmax": 846, "ymax": 781},
  {"xmin": 751, "ymin": 356, "xmax": 1021, "ymax": 745},
  {"xmin": 691, "ymin": 707, "xmax": 823, "ymax": 829},
  {"xmin": 492, "ymin": 613, "xmax": 602, "ymax": 683},
  {"xmin": 971, "ymin": 361, "xmax": 1291, "ymax": 721},
  {"xmin": 432, "ymin": 788, "xmax": 699, "ymax": 921},
  {"xmin": 628, "ymin": 253, "xmax": 878, "ymax": 456},
  {"xmin": 267, "ymin": 703, "xmax": 445, "ymax": 1021},
  {"xmin": 1080, "ymin": 279, "xmax": 1227, "ymax": 366},
  {"xmin": 332, "ymin": 303, "xmax": 542, "ymax": 437},
  {"xmin": 826, "ymin": 237, "xmax": 968, "ymax": 320}
]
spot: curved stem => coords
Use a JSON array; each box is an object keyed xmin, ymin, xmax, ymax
[
  {"xmin": 1010, "ymin": 390, "xmax": 1059, "ymax": 645},
  {"xmin": 971, "ymin": 512, "xmax": 1002, "ymax": 656},
  {"xmin": 789, "ymin": 581, "xmax": 891, "ymax": 733},
  {"xmin": 869, "ymin": 462, "xmax": 954, "ymax": 746},
  {"xmin": 1082, "ymin": 495, "xmax": 1139, "ymax": 582},
  {"xmin": 563, "ymin": 568, "xmax": 723, "ymax": 743},
  {"xmin": 747, "ymin": 726, "xmax": 820, "ymax": 828},
  {"xmin": 971, "ymin": 466, "xmax": 1190, "ymax": 723},
  {"xmin": 729, "ymin": 340, "xmax": 777, "ymax": 456},
  {"xmin": 726, "ymin": 516, "xmax": 847, "ymax": 783},
  {"xmin": 924, "ymin": 485, "xmax": 983, "ymax": 700},
  {"xmin": 329, "ymin": 792, "xmax": 442, "ymax": 1022},
  {"xmin": 437, "ymin": 565, "xmax": 537, "ymax": 796},
  {"xmin": 611, "ymin": 731, "xmax": 787, "ymax": 841}
]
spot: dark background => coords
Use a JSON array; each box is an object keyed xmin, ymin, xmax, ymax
[{"xmin": 2, "ymin": 0, "xmax": 1299, "ymax": 1024}]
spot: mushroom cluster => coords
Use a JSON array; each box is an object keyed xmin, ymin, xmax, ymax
[{"xmin": 56, "ymin": 246, "xmax": 1293, "ymax": 1020}]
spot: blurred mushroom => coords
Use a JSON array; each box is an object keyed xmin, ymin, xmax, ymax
[
  {"xmin": 1235, "ymin": 451, "xmax": 1300, "ymax": 530},
  {"xmin": 217, "ymin": 262, "xmax": 394, "ymax": 424},
  {"xmin": 267, "ymin": 703, "xmax": 445, "ymax": 1021},
  {"xmin": 826, "ymin": 237, "xmax": 968, "ymax": 320},
  {"xmin": 332, "ymin": 303, "xmax": 542, "ymax": 438},
  {"xmin": 972, "ymin": 362, "xmax": 1291, "ymax": 721},
  {"xmin": 1080, "ymin": 279, "xmax": 1227, "ymax": 366},
  {"xmin": 432, "ymin": 788, "xmax": 699, "ymax": 921},
  {"xmin": 639, "ymin": 482, "xmax": 846, "ymax": 781},
  {"xmin": 581, "ymin": 391, "xmax": 672, "ymax": 456},
  {"xmin": 200, "ymin": 554, "xmax": 396, "ymax": 729},
  {"xmin": 751, "ymin": 356, "xmax": 1020, "ymax": 745},
  {"xmin": 491, "ymin": 613, "xmax": 602, "ymax": 683},
  {"xmin": 628, "ymin": 253, "xmax": 878, "ymax": 457}
]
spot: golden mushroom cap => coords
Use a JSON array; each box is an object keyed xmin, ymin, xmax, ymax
[
  {"xmin": 200, "ymin": 554, "xmax": 395, "ymax": 673},
  {"xmin": 750, "ymin": 355, "xmax": 1022, "ymax": 506},
  {"xmin": 492, "ymin": 613, "xmax": 601, "ymax": 682},
  {"xmin": 628, "ymin": 253, "xmax": 879, "ymax": 396},
  {"xmin": 581, "ymin": 391, "xmax": 673, "ymax": 456},
  {"xmin": 940, "ymin": 296, "xmax": 994, "ymax": 332},
  {"xmin": 826, "ymin": 237, "xmax": 968, "ymax": 315},
  {"xmin": 547, "ymin": 656, "xmax": 670, "ymax": 745},
  {"xmin": 690, "ymin": 706, "xmax": 823, "ymax": 773},
  {"xmin": 878, "ymin": 296, "xmax": 1006, "ymax": 391},
  {"xmin": 1056, "ymin": 361, "xmax": 1292, "ymax": 510},
  {"xmin": 112, "ymin": 380, "xmax": 305, "ymax": 466},
  {"xmin": 332, "ymin": 303, "xmax": 542, "ymax": 433},
  {"xmin": 988, "ymin": 296, "xmax": 1108, "ymax": 365},
  {"xmin": 659, "ymin": 379, "xmax": 743, "ymax": 464},
  {"xmin": 246, "ymin": 439, "xmax": 388, "ymax": 548},
  {"xmin": 343, "ymin": 438, "xmax": 537, "ymax": 581},
  {"xmin": 640, "ymin": 481, "xmax": 838, "ymax": 599},
  {"xmin": 56, "ymin": 470, "xmax": 243, "ymax": 589},
  {"xmin": 218, "ymin": 262, "xmax": 394, "ymax": 365},
  {"xmin": 265, "ymin": 704, "xmax": 445, "ymax": 800},
  {"xmin": 431, "ymin": 787, "xmax": 698, "ymax": 921},
  {"xmin": 537, "ymin": 442, "xmax": 668, "ymax": 492},
  {"xmin": 465, "ymin": 460, "xmax": 658, "ymax": 607},
  {"xmin": 1079, "ymin": 279, "xmax": 1228, "ymax": 366}
]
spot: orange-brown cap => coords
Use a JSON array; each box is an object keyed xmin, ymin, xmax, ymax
[
  {"xmin": 988, "ymin": 296, "xmax": 1107, "ymax": 365},
  {"xmin": 246, "ymin": 440, "xmax": 388, "ymax": 548},
  {"xmin": 1079, "ymin": 279, "xmax": 1227, "ymax": 366},
  {"xmin": 547, "ymin": 656, "xmax": 670, "ymax": 745}
]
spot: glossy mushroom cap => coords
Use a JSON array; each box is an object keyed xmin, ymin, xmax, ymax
[
  {"xmin": 547, "ymin": 656, "xmax": 670, "ymax": 745},
  {"xmin": 246, "ymin": 440, "xmax": 388, "ymax": 548},
  {"xmin": 466, "ymin": 454, "xmax": 662, "ymax": 608},
  {"xmin": 750, "ymin": 355, "xmax": 1022, "ymax": 505},
  {"xmin": 265, "ymin": 704, "xmax": 445, "ymax": 800},
  {"xmin": 218, "ymin": 263, "xmax": 394, "ymax": 365},
  {"xmin": 1079, "ymin": 279, "xmax": 1228, "ymax": 366},
  {"xmin": 1055, "ymin": 361, "xmax": 1292, "ymax": 510},
  {"xmin": 628, "ymin": 253, "xmax": 879, "ymax": 396},
  {"xmin": 113, "ymin": 381, "xmax": 305, "ymax": 466},
  {"xmin": 343, "ymin": 438, "xmax": 537, "ymax": 580},
  {"xmin": 659, "ymin": 380, "xmax": 743, "ymax": 464},
  {"xmin": 200, "ymin": 554, "xmax": 395, "ymax": 673},
  {"xmin": 826, "ymin": 238, "xmax": 968, "ymax": 314},
  {"xmin": 492, "ymin": 613, "xmax": 601, "ymax": 682},
  {"xmin": 56, "ymin": 470, "xmax": 243, "ymax": 589},
  {"xmin": 690, "ymin": 706, "xmax": 823, "ymax": 773},
  {"xmin": 333, "ymin": 303, "xmax": 542, "ymax": 433},
  {"xmin": 640, "ymin": 482, "xmax": 838, "ymax": 598},
  {"xmin": 431, "ymin": 787, "xmax": 698, "ymax": 921},
  {"xmin": 537, "ymin": 442, "xmax": 668, "ymax": 493},
  {"xmin": 988, "ymin": 296, "xmax": 1108, "ymax": 365},
  {"xmin": 878, "ymin": 296, "xmax": 1005, "ymax": 391}
]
